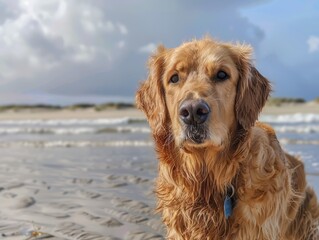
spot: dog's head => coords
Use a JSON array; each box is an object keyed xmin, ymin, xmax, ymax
[{"xmin": 136, "ymin": 38, "xmax": 271, "ymax": 151}]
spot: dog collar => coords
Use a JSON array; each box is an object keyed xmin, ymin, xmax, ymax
[{"xmin": 224, "ymin": 184, "xmax": 235, "ymax": 219}]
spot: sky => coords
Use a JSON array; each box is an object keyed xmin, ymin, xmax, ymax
[{"xmin": 0, "ymin": 0, "xmax": 318, "ymax": 105}]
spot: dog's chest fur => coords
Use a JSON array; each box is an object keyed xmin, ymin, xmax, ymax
[{"xmin": 154, "ymin": 131, "xmax": 296, "ymax": 240}]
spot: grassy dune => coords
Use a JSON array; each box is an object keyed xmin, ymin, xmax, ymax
[
  {"xmin": 0, "ymin": 102, "xmax": 135, "ymax": 112},
  {"xmin": 266, "ymin": 97, "xmax": 306, "ymax": 106},
  {"xmin": 0, "ymin": 98, "xmax": 318, "ymax": 113}
]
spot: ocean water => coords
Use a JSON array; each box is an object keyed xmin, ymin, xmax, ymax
[
  {"xmin": 259, "ymin": 114, "xmax": 319, "ymax": 194},
  {"xmin": 0, "ymin": 113, "xmax": 318, "ymax": 193}
]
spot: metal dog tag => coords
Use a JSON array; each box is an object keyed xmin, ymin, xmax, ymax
[{"xmin": 224, "ymin": 195, "xmax": 233, "ymax": 219}]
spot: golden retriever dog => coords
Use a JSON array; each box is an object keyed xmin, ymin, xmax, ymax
[{"xmin": 136, "ymin": 37, "xmax": 319, "ymax": 240}]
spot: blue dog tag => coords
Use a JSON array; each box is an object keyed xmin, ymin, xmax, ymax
[{"xmin": 224, "ymin": 195, "xmax": 233, "ymax": 219}]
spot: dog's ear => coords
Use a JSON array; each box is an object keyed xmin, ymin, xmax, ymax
[
  {"xmin": 136, "ymin": 46, "xmax": 169, "ymax": 136},
  {"xmin": 231, "ymin": 44, "xmax": 271, "ymax": 130}
]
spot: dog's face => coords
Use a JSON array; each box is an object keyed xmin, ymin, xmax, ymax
[
  {"xmin": 136, "ymin": 38, "xmax": 271, "ymax": 151},
  {"xmin": 162, "ymin": 41, "xmax": 240, "ymax": 149}
]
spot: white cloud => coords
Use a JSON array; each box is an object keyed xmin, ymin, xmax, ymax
[
  {"xmin": 5, "ymin": 0, "xmax": 302, "ymax": 103},
  {"xmin": 72, "ymin": 44, "xmax": 96, "ymax": 63},
  {"xmin": 118, "ymin": 23, "xmax": 128, "ymax": 35},
  {"xmin": 139, "ymin": 43, "xmax": 157, "ymax": 54},
  {"xmin": 0, "ymin": 0, "xmax": 128, "ymax": 82},
  {"xmin": 117, "ymin": 40, "xmax": 126, "ymax": 49},
  {"xmin": 307, "ymin": 36, "xmax": 319, "ymax": 53}
]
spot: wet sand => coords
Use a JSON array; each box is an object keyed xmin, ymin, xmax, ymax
[{"xmin": 0, "ymin": 147, "xmax": 164, "ymax": 239}]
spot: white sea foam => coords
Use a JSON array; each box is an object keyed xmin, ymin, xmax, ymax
[
  {"xmin": 261, "ymin": 113, "xmax": 319, "ymax": 124},
  {"xmin": 2, "ymin": 114, "xmax": 318, "ymax": 126},
  {"xmin": 0, "ymin": 127, "xmax": 95, "ymax": 135},
  {"xmin": 103, "ymin": 127, "xmax": 150, "ymax": 134},
  {"xmin": 279, "ymin": 138, "xmax": 319, "ymax": 145},
  {"xmin": 0, "ymin": 140, "xmax": 153, "ymax": 148},
  {"xmin": 0, "ymin": 117, "xmax": 145, "ymax": 126},
  {"xmin": 274, "ymin": 125, "xmax": 319, "ymax": 134},
  {"xmin": 0, "ymin": 126, "xmax": 150, "ymax": 135}
]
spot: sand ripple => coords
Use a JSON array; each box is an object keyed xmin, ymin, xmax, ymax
[{"xmin": 0, "ymin": 147, "xmax": 165, "ymax": 239}]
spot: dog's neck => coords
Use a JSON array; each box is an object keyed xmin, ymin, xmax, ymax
[
  {"xmin": 156, "ymin": 128, "xmax": 249, "ymax": 197},
  {"xmin": 154, "ymin": 127, "xmax": 251, "ymax": 238},
  {"xmin": 155, "ymin": 123, "xmax": 248, "ymax": 178}
]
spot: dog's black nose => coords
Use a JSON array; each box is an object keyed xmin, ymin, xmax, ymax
[{"xmin": 179, "ymin": 100, "xmax": 210, "ymax": 125}]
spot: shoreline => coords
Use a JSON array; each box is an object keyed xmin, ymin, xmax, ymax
[{"xmin": 0, "ymin": 103, "xmax": 318, "ymax": 120}]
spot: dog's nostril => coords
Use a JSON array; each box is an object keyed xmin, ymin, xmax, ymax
[
  {"xmin": 180, "ymin": 109, "xmax": 189, "ymax": 117},
  {"xmin": 196, "ymin": 107, "xmax": 209, "ymax": 116},
  {"xmin": 194, "ymin": 102, "xmax": 210, "ymax": 124},
  {"xmin": 179, "ymin": 102, "xmax": 193, "ymax": 125}
]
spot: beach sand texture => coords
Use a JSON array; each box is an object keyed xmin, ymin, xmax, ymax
[
  {"xmin": 0, "ymin": 104, "xmax": 318, "ymax": 239},
  {"xmin": 0, "ymin": 147, "xmax": 164, "ymax": 239}
]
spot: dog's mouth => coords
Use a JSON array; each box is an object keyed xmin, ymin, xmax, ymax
[
  {"xmin": 180, "ymin": 125, "xmax": 223, "ymax": 152},
  {"xmin": 183, "ymin": 124, "xmax": 208, "ymax": 145}
]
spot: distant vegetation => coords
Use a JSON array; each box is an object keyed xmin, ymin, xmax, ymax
[
  {"xmin": 95, "ymin": 102, "xmax": 135, "ymax": 111},
  {"xmin": 0, "ymin": 104, "xmax": 62, "ymax": 112},
  {"xmin": 266, "ymin": 97, "xmax": 306, "ymax": 106},
  {"xmin": 315, "ymin": 97, "xmax": 319, "ymax": 103},
  {"xmin": 65, "ymin": 103, "xmax": 96, "ymax": 110},
  {"xmin": 0, "ymin": 102, "xmax": 135, "ymax": 112}
]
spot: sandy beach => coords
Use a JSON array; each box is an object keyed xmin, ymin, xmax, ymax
[
  {"xmin": 0, "ymin": 103, "xmax": 318, "ymax": 239},
  {"xmin": 0, "ymin": 102, "xmax": 318, "ymax": 120},
  {"xmin": 0, "ymin": 108, "xmax": 144, "ymax": 120}
]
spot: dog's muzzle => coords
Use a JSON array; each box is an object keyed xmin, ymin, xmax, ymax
[{"xmin": 179, "ymin": 99, "xmax": 210, "ymax": 144}]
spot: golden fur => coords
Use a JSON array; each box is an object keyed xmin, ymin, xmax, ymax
[{"xmin": 136, "ymin": 37, "xmax": 319, "ymax": 239}]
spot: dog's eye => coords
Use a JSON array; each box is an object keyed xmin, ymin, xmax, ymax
[
  {"xmin": 215, "ymin": 71, "xmax": 229, "ymax": 81},
  {"xmin": 170, "ymin": 74, "xmax": 179, "ymax": 84}
]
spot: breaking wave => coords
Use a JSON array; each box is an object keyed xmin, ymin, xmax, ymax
[
  {"xmin": 0, "ymin": 140, "xmax": 153, "ymax": 148},
  {"xmin": 0, "ymin": 117, "xmax": 146, "ymax": 126},
  {"xmin": 0, "ymin": 126, "xmax": 150, "ymax": 135},
  {"xmin": 261, "ymin": 114, "xmax": 319, "ymax": 124}
]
